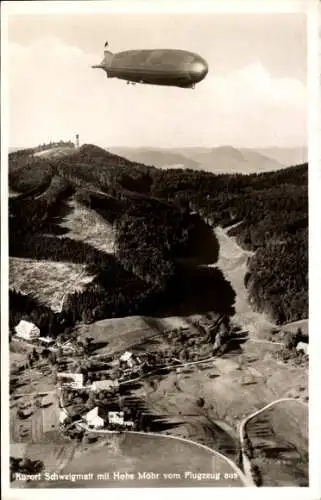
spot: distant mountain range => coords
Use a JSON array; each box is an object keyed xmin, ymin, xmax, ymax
[
  {"xmin": 9, "ymin": 145, "xmax": 308, "ymax": 174},
  {"xmin": 109, "ymin": 146, "xmax": 308, "ymax": 174},
  {"xmin": 251, "ymin": 147, "xmax": 308, "ymax": 167}
]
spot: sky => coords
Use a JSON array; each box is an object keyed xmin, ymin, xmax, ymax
[{"xmin": 7, "ymin": 10, "xmax": 307, "ymax": 148}]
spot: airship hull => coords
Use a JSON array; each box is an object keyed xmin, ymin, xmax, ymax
[{"xmin": 93, "ymin": 49, "xmax": 208, "ymax": 88}]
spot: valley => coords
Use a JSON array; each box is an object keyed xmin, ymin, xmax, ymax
[{"xmin": 8, "ymin": 144, "xmax": 308, "ymax": 488}]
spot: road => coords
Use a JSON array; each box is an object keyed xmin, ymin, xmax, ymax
[
  {"xmin": 239, "ymin": 397, "xmax": 308, "ymax": 484},
  {"xmin": 57, "ymin": 387, "xmax": 250, "ymax": 487}
]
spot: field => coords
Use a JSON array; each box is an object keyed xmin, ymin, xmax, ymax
[
  {"xmin": 10, "ymin": 358, "xmax": 57, "ymax": 395},
  {"xmin": 241, "ymin": 340, "xmax": 308, "ymax": 400},
  {"xmin": 126, "ymin": 334, "xmax": 307, "ymax": 449},
  {"xmin": 75, "ymin": 314, "xmax": 190, "ymax": 356},
  {"xmin": 25, "ymin": 433, "xmax": 245, "ymax": 488},
  {"xmin": 10, "ymin": 370, "xmax": 76, "ymax": 490},
  {"xmin": 10, "ymin": 390, "xmax": 59, "ymax": 444},
  {"xmin": 245, "ymin": 400, "xmax": 308, "ymax": 486}
]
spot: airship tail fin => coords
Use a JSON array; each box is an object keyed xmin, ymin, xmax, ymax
[{"xmin": 92, "ymin": 50, "xmax": 113, "ymax": 72}]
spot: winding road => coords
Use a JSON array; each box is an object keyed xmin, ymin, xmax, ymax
[{"xmin": 239, "ymin": 397, "xmax": 308, "ymax": 484}]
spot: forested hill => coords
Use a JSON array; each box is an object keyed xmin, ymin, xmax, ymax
[{"xmin": 9, "ymin": 145, "xmax": 308, "ymax": 326}]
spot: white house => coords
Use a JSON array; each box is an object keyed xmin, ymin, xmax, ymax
[
  {"xmin": 15, "ymin": 320, "xmax": 40, "ymax": 340},
  {"xmin": 85, "ymin": 407, "xmax": 104, "ymax": 429},
  {"xmin": 296, "ymin": 342, "xmax": 309, "ymax": 355},
  {"xmin": 90, "ymin": 379, "xmax": 119, "ymax": 392},
  {"xmin": 108, "ymin": 411, "xmax": 134, "ymax": 428},
  {"xmin": 119, "ymin": 351, "xmax": 135, "ymax": 368},
  {"xmin": 108, "ymin": 411, "xmax": 124, "ymax": 425},
  {"xmin": 57, "ymin": 372, "xmax": 84, "ymax": 389},
  {"xmin": 59, "ymin": 409, "xmax": 68, "ymax": 424}
]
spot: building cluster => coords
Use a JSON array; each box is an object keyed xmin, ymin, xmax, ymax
[
  {"xmin": 57, "ymin": 350, "xmax": 141, "ymax": 391},
  {"xmin": 82, "ymin": 407, "xmax": 134, "ymax": 430},
  {"xmin": 57, "ymin": 350, "xmax": 144, "ymax": 431}
]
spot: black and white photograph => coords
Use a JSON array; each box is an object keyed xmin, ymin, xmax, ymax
[{"xmin": 1, "ymin": 0, "xmax": 319, "ymax": 496}]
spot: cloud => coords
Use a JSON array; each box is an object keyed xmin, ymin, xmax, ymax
[{"xmin": 8, "ymin": 37, "xmax": 307, "ymax": 148}]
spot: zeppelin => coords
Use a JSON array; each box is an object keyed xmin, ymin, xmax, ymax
[{"xmin": 92, "ymin": 44, "xmax": 208, "ymax": 88}]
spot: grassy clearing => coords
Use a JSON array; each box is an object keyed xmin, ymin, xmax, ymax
[
  {"xmin": 75, "ymin": 315, "xmax": 190, "ymax": 356},
  {"xmin": 34, "ymin": 147, "xmax": 76, "ymax": 159},
  {"xmin": 9, "ymin": 257, "xmax": 94, "ymax": 312},
  {"xmin": 241, "ymin": 341, "xmax": 308, "ymax": 400},
  {"xmin": 245, "ymin": 400, "xmax": 308, "ymax": 486},
  {"xmin": 58, "ymin": 199, "xmax": 116, "ymax": 254}
]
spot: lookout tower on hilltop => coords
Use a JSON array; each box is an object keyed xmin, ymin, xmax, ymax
[{"xmin": 75, "ymin": 134, "xmax": 80, "ymax": 149}]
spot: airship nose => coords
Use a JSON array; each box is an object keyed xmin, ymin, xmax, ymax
[{"xmin": 188, "ymin": 56, "xmax": 208, "ymax": 83}]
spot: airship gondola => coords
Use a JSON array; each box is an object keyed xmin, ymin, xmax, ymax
[{"xmin": 92, "ymin": 44, "xmax": 208, "ymax": 88}]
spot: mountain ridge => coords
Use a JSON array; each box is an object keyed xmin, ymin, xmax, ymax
[{"xmin": 109, "ymin": 145, "xmax": 306, "ymax": 174}]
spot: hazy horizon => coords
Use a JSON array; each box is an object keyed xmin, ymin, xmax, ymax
[
  {"xmin": 7, "ymin": 10, "xmax": 307, "ymax": 149},
  {"xmin": 9, "ymin": 143, "xmax": 308, "ymax": 150}
]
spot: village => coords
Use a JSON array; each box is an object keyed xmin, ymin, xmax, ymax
[
  {"xmin": 10, "ymin": 314, "xmax": 236, "ymax": 436},
  {"xmin": 10, "ymin": 314, "xmax": 308, "ymax": 441}
]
